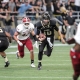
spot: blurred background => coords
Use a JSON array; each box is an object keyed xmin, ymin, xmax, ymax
[{"xmin": 0, "ymin": 0, "xmax": 79, "ymax": 40}]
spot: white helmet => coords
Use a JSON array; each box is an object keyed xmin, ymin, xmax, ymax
[{"xmin": 22, "ymin": 17, "xmax": 30, "ymax": 28}]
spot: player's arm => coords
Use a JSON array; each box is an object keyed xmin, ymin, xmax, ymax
[
  {"xmin": 30, "ymin": 29, "xmax": 37, "ymax": 41},
  {"xmin": 31, "ymin": 29, "xmax": 44, "ymax": 42},
  {"xmin": 30, "ymin": 29, "xmax": 39, "ymax": 49},
  {"xmin": 34, "ymin": 23, "xmax": 46, "ymax": 41},
  {"xmin": 34, "ymin": 22, "xmax": 41, "ymax": 40},
  {"xmin": 34, "ymin": 29, "xmax": 43, "ymax": 41},
  {"xmin": 31, "ymin": 29, "xmax": 43, "ymax": 41},
  {"xmin": 53, "ymin": 21, "xmax": 66, "ymax": 44},
  {"xmin": 58, "ymin": 30, "xmax": 66, "ymax": 44},
  {"xmin": 13, "ymin": 31, "xmax": 23, "ymax": 46},
  {"xmin": 30, "ymin": 24, "xmax": 41, "ymax": 41},
  {"xmin": 5, "ymin": 31, "xmax": 12, "ymax": 43},
  {"xmin": 13, "ymin": 31, "xmax": 19, "ymax": 41}
]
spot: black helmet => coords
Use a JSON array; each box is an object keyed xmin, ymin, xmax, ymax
[{"xmin": 42, "ymin": 12, "xmax": 50, "ymax": 20}]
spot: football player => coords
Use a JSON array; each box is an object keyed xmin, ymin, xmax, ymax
[
  {"xmin": 67, "ymin": 23, "xmax": 80, "ymax": 80},
  {"xmin": 0, "ymin": 27, "xmax": 12, "ymax": 67},
  {"xmin": 35, "ymin": 12, "xmax": 66, "ymax": 70},
  {"xmin": 13, "ymin": 17, "xmax": 36, "ymax": 68}
]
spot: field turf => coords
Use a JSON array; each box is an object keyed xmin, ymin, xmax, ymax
[{"xmin": 0, "ymin": 41, "xmax": 80, "ymax": 80}]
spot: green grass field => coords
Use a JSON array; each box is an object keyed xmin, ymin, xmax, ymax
[{"xmin": 0, "ymin": 41, "xmax": 80, "ymax": 80}]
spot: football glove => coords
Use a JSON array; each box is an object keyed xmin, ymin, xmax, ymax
[
  {"xmin": 47, "ymin": 38, "xmax": 53, "ymax": 48},
  {"xmin": 17, "ymin": 40, "xmax": 23, "ymax": 46},
  {"xmin": 33, "ymin": 41, "xmax": 38, "ymax": 49}
]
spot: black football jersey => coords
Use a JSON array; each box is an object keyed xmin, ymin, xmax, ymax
[
  {"xmin": 0, "ymin": 27, "xmax": 8, "ymax": 41},
  {"xmin": 35, "ymin": 20, "xmax": 59, "ymax": 38}
]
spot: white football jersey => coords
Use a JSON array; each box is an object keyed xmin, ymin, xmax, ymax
[
  {"xmin": 16, "ymin": 23, "xmax": 34, "ymax": 40},
  {"xmin": 74, "ymin": 23, "xmax": 80, "ymax": 44}
]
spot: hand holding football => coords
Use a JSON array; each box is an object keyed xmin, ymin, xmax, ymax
[{"xmin": 38, "ymin": 33, "xmax": 46, "ymax": 41}]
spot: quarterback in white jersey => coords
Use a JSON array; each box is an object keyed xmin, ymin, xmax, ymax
[
  {"xmin": 67, "ymin": 23, "xmax": 80, "ymax": 80},
  {"xmin": 13, "ymin": 17, "xmax": 36, "ymax": 68}
]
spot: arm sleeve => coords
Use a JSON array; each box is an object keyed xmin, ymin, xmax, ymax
[
  {"xmin": 36, "ymin": 28, "xmax": 40, "ymax": 35},
  {"xmin": 54, "ymin": 25, "xmax": 59, "ymax": 31},
  {"xmin": 51, "ymin": 20, "xmax": 59, "ymax": 31},
  {"xmin": 34, "ymin": 22, "xmax": 41, "ymax": 35}
]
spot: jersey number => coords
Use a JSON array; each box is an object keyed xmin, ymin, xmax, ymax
[{"xmin": 44, "ymin": 30, "xmax": 52, "ymax": 36}]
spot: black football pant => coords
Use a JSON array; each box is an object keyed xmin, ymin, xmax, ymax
[
  {"xmin": 38, "ymin": 38, "xmax": 54, "ymax": 60},
  {"xmin": 0, "ymin": 40, "xmax": 9, "ymax": 52}
]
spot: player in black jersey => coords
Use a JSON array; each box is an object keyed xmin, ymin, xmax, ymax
[
  {"xmin": 0, "ymin": 27, "xmax": 12, "ymax": 67},
  {"xmin": 60, "ymin": 13, "xmax": 67, "ymax": 40},
  {"xmin": 35, "ymin": 12, "xmax": 66, "ymax": 70}
]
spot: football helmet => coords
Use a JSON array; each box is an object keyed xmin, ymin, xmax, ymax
[
  {"xmin": 42, "ymin": 12, "xmax": 50, "ymax": 20},
  {"xmin": 41, "ymin": 12, "xmax": 50, "ymax": 25},
  {"xmin": 22, "ymin": 17, "xmax": 30, "ymax": 28}
]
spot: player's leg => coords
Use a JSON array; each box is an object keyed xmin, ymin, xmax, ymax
[
  {"xmin": 46, "ymin": 44, "xmax": 53, "ymax": 57},
  {"xmin": 0, "ymin": 41, "xmax": 10, "ymax": 67},
  {"xmin": 25, "ymin": 38, "xmax": 35, "ymax": 67},
  {"xmin": 44, "ymin": 37, "xmax": 53, "ymax": 57},
  {"xmin": 38, "ymin": 40, "xmax": 46, "ymax": 70},
  {"xmin": 0, "ymin": 51, "xmax": 10, "ymax": 67},
  {"xmin": 17, "ymin": 43, "xmax": 25, "ymax": 58},
  {"xmin": 70, "ymin": 48, "xmax": 80, "ymax": 80}
]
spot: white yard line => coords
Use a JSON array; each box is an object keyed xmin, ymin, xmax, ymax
[
  {"xmin": 0, "ymin": 76, "xmax": 72, "ymax": 79},
  {"xmin": 0, "ymin": 64, "xmax": 71, "ymax": 66},
  {"xmin": 8, "ymin": 43, "xmax": 73, "ymax": 48},
  {"xmin": 0, "ymin": 58, "xmax": 71, "ymax": 61},
  {"xmin": 6, "ymin": 52, "xmax": 70, "ymax": 54}
]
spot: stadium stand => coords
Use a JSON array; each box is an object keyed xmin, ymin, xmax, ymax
[{"xmin": 0, "ymin": 0, "xmax": 80, "ymax": 39}]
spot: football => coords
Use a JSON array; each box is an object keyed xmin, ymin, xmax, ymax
[
  {"xmin": 39, "ymin": 33, "xmax": 46, "ymax": 40},
  {"xmin": 39, "ymin": 33, "xmax": 46, "ymax": 38}
]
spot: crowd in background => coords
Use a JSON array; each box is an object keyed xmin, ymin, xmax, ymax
[
  {"xmin": 0, "ymin": 0, "xmax": 77, "ymax": 20},
  {"xmin": 0, "ymin": 0, "xmax": 79, "ymax": 39}
]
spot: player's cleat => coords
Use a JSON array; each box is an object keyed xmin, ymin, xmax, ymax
[
  {"xmin": 31, "ymin": 63, "xmax": 36, "ymax": 68},
  {"xmin": 4, "ymin": 61, "xmax": 10, "ymax": 67},
  {"xmin": 16, "ymin": 51, "xmax": 19, "ymax": 59},
  {"xmin": 37, "ymin": 64, "xmax": 42, "ymax": 70}
]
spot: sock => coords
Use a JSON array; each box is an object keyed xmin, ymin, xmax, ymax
[
  {"xmin": 4, "ymin": 56, "xmax": 8, "ymax": 62},
  {"xmin": 31, "ymin": 60, "xmax": 34, "ymax": 64},
  {"xmin": 38, "ymin": 61, "xmax": 42, "ymax": 66}
]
